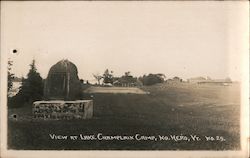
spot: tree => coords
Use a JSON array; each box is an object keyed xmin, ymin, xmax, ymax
[
  {"xmin": 103, "ymin": 69, "xmax": 114, "ymax": 84},
  {"xmin": 7, "ymin": 59, "xmax": 15, "ymax": 96},
  {"xmin": 119, "ymin": 71, "xmax": 137, "ymax": 86},
  {"xmin": 93, "ymin": 73, "xmax": 103, "ymax": 85},
  {"xmin": 140, "ymin": 73, "xmax": 165, "ymax": 86},
  {"xmin": 18, "ymin": 60, "xmax": 44, "ymax": 103},
  {"xmin": 156, "ymin": 73, "xmax": 166, "ymax": 81},
  {"xmin": 173, "ymin": 76, "xmax": 182, "ymax": 82},
  {"xmin": 124, "ymin": 71, "xmax": 131, "ymax": 77}
]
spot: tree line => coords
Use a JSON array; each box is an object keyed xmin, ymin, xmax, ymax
[
  {"xmin": 8, "ymin": 60, "xmax": 166, "ymax": 108},
  {"xmin": 93, "ymin": 69, "xmax": 166, "ymax": 86}
]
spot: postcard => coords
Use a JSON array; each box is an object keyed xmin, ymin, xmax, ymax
[{"xmin": 0, "ymin": 1, "xmax": 249, "ymax": 158}]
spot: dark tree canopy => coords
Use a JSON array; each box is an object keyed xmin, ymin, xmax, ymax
[
  {"xmin": 19, "ymin": 60, "xmax": 44, "ymax": 103},
  {"xmin": 9, "ymin": 60, "xmax": 44, "ymax": 107},
  {"xmin": 140, "ymin": 73, "xmax": 165, "ymax": 86},
  {"xmin": 103, "ymin": 69, "xmax": 114, "ymax": 84},
  {"xmin": 119, "ymin": 72, "xmax": 137, "ymax": 84}
]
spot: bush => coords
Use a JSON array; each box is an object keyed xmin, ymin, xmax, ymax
[{"xmin": 140, "ymin": 74, "xmax": 165, "ymax": 86}]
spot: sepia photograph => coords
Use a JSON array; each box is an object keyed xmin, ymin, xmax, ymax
[{"xmin": 0, "ymin": 1, "xmax": 249, "ymax": 158}]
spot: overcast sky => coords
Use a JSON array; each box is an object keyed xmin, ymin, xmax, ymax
[{"xmin": 1, "ymin": 1, "xmax": 248, "ymax": 82}]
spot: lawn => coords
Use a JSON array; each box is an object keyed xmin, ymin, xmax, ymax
[{"xmin": 7, "ymin": 83, "xmax": 241, "ymax": 150}]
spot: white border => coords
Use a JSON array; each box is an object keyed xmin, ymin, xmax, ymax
[{"xmin": 0, "ymin": 1, "xmax": 249, "ymax": 158}]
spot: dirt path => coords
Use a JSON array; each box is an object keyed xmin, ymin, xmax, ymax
[{"xmin": 84, "ymin": 86, "xmax": 149, "ymax": 94}]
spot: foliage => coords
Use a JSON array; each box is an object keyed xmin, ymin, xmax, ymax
[
  {"xmin": 9, "ymin": 60, "xmax": 44, "ymax": 107},
  {"xmin": 102, "ymin": 69, "xmax": 113, "ymax": 84},
  {"xmin": 118, "ymin": 72, "xmax": 137, "ymax": 85},
  {"xmin": 173, "ymin": 76, "xmax": 183, "ymax": 82},
  {"xmin": 140, "ymin": 73, "xmax": 165, "ymax": 86},
  {"xmin": 93, "ymin": 73, "xmax": 103, "ymax": 85}
]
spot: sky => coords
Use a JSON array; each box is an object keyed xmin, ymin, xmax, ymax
[{"xmin": 1, "ymin": 1, "xmax": 248, "ymax": 82}]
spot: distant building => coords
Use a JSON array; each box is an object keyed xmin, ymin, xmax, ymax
[
  {"xmin": 187, "ymin": 76, "xmax": 207, "ymax": 83},
  {"xmin": 197, "ymin": 79, "xmax": 232, "ymax": 86},
  {"xmin": 187, "ymin": 77, "xmax": 232, "ymax": 85},
  {"xmin": 113, "ymin": 78, "xmax": 140, "ymax": 87}
]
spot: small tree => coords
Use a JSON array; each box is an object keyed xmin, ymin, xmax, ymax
[
  {"xmin": 18, "ymin": 60, "xmax": 43, "ymax": 103},
  {"xmin": 103, "ymin": 69, "xmax": 114, "ymax": 84},
  {"xmin": 93, "ymin": 73, "xmax": 103, "ymax": 85},
  {"xmin": 7, "ymin": 59, "xmax": 15, "ymax": 97}
]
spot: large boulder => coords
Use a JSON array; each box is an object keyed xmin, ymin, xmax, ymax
[{"xmin": 44, "ymin": 59, "xmax": 82, "ymax": 100}]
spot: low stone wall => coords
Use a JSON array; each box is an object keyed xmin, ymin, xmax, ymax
[{"xmin": 32, "ymin": 100, "xmax": 93, "ymax": 120}]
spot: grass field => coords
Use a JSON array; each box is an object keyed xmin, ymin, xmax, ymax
[{"xmin": 8, "ymin": 83, "xmax": 241, "ymax": 150}]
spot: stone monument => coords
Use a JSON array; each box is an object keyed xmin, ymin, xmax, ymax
[
  {"xmin": 33, "ymin": 59, "xmax": 93, "ymax": 120},
  {"xmin": 43, "ymin": 59, "xmax": 82, "ymax": 100}
]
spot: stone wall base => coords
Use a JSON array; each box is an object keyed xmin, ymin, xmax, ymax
[{"xmin": 32, "ymin": 100, "xmax": 93, "ymax": 120}]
